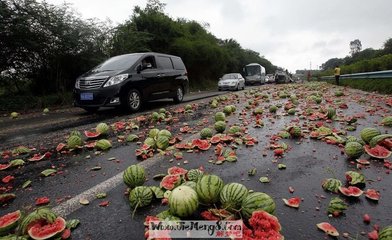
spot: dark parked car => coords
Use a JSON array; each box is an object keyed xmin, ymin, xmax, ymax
[{"xmin": 73, "ymin": 52, "xmax": 189, "ymax": 112}]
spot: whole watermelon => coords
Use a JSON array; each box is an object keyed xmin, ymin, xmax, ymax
[
  {"xmin": 156, "ymin": 136, "xmax": 169, "ymax": 150},
  {"xmin": 123, "ymin": 165, "xmax": 145, "ymax": 188},
  {"xmin": 344, "ymin": 142, "xmax": 364, "ymax": 158},
  {"xmin": 67, "ymin": 135, "xmax": 82, "ymax": 149},
  {"xmin": 158, "ymin": 129, "xmax": 172, "ymax": 139},
  {"xmin": 96, "ymin": 123, "xmax": 109, "ymax": 135},
  {"xmin": 360, "ymin": 127, "xmax": 381, "ymax": 144},
  {"xmin": 219, "ymin": 183, "xmax": 248, "ymax": 211},
  {"xmin": 241, "ymin": 192, "xmax": 276, "ymax": 218},
  {"xmin": 196, "ymin": 175, "xmax": 224, "ymax": 205},
  {"xmin": 200, "ymin": 128, "xmax": 213, "ymax": 139},
  {"xmin": 215, "ymin": 112, "xmax": 226, "ymax": 122},
  {"xmin": 169, "ymin": 186, "xmax": 199, "ymax": 217},
  {"xmin": 214, "ymin": 121, "xmax": 226, "ymax": 133},
  {"xmin": 129, "ymin": 186, "xmax": 153, "ymax": 216}
]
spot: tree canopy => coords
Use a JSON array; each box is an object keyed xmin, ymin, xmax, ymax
[{"xmin": 0, "ymin": 0, "xmax": 277, "ymax": 95}]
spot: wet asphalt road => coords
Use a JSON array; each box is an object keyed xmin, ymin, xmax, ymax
[{"xmin": 1, "ymin": 83, "xmax": 391, "ymax": 240}]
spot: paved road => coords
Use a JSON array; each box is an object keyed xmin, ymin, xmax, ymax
[
  {"xmin": 1, "ymin": 83, "xmax": 391, "ymax": 239},
  {"xmin": 0, "ymin": 90, "xmax": 227, "ymax": 147}
]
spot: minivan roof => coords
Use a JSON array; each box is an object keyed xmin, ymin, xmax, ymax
[{"xmin": 115, "ymin": 52, "xmax": 181, "ymax": 58}]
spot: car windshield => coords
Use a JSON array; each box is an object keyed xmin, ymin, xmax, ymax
[
  {"xmin": 92, "ymin": 54, "xmax": 142, "ymax": 72},
  {"xmin": 222, "ymin": 74, "xmax": 237, "ymax": 80}
]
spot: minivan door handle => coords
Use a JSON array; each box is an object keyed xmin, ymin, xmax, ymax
[{"xmin": 157, "ymin": 73, "xmax": 165, "ymax": 78}]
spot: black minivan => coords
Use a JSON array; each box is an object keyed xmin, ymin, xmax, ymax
[{"xmin": 73, "ymin": 52, "xmax": 189, "ymax": 112}]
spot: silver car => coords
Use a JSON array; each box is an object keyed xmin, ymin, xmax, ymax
[{"xmin": 218, "ymin": 73, "xmax": 245, "ymax": 91}]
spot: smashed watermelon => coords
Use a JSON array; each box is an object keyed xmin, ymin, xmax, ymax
[
  {"xmin": 160, "ymin": 175, "xmax": 181, "ymax": 190},
  {"xmin": 364, "ymin": 145, "xmax": 392, "ymax": 159},
  {"xmin": 28, "ymin": 216, "xmax": 66, "ymax": 240},
  {"xmin": 339, "ymin": 186, "xmax": 363, "ymax": 197},
  {"xmin": 167, "ymin": 166, "xmax": 188, "ymax": 176},
  {"xmin": 365, "ymin": 189, "xmax": 380, "ymax": 201},
  {"xmin": 317, "ymin": 222, "xmax": 339, "ymax": 237}
]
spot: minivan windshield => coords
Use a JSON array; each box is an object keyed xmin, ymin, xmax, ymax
[{"xmin": 92, "ymin": 54, "xmax": 142, "ymax": 72}]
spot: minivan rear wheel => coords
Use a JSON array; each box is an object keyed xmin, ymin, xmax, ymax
[
  {"xmin": 123, "ymin": 89, "xmax": 142, "ymax": 112},
  {"xmin": 173, "ymin": 86, "xmax": 184, "ymax": 103}
]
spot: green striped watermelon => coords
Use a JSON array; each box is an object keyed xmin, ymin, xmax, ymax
[
  {"xmin": 169, "ymin": 186, "xmax": 199, "ymax": 217},
  {"xmin": 241, "ymin": 192, "xmax": 276, "ymax": 218},
  {"xmin": 129, "ymin": 186, "xmax": 153, "ymax": 208},
  {"xmin": 369, "ymin": 134, "xmax": 392, "ymax": 147},
  {"xmin": 129, "ymin": 186, "xmax": 153, "ymax": 217},
  {"xmin": 360, "ymin": 127, "xmax": 381, "ymax": 144},
  {"xmin": 327, "ymin": 197, "xmax": 347, "ymax": 215},
  {"xmin": 326, "ymin": 107, "xmax": 336, "ymax": 119},
  {"xmin": 123, "ymin": 165, "xmax": 145, "ymax": 188},
  {"xmin": 344, "ymin": 142, "xmax": 364, "ymax": 158},
  {"xmin": 322, "ymin": 178, "xmax": 342, "ymax": 193},
  {"xmin": 345, "ymin": 171, "xmax": 365, "ymax": 185},
  {"xmin": 381, "ymin": 116, "xmax": 392, "ymax": 126},
  {"xmin": 214, "ymin": 121, "xmax": 226, "ymax": 133},
  {"xmin": 186, "ymin": 169, "xmax": 204, "ymax": 182},
  {"xmin": 219, "ymin": 183, "xmax": 248, "ymax": 211},
  {"xmin": 196, "ymin": 175, "xmax": 224, "ymax": 205},
  {"xmin": 200, "ymin": 128, "xmax": 213, "ymax": 139},
  {"xmin": 215, "ymin": 112, "xmax": 226, "ymax": 122},
  {"xmin": 379, "ymin": 225, "xmax": 392, "ymax": 240}
]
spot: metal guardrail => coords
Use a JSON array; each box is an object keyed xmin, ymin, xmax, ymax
[{"xmin": 320, "ymin": 70, "xmax": 392, "ymax": 80}]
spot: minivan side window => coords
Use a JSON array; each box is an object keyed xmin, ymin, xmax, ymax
[
  {"xmin": 172, "ymin": 57, "xmax": 186, "ymax": 70},
  {"xmin": 157, "ymin": 56, "xmax": 174, "ymax": 69}
]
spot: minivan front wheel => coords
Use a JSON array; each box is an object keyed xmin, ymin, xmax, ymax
[
  {"xmin": 123, "ymin": 89, "xmax": 142, "ymax": 112},
  {"xmin": 173, "ymin": 86, "xmax": 184, "ymax": 103}
]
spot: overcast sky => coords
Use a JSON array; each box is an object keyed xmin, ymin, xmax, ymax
[{"xmin": 45, "ymin": 0, "xmax": 392, "ymax": 72}]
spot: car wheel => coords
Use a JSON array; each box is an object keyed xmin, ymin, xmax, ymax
[
  {"xmin": 82, "ymin": 107, "xmax": 99, "ymax": 113},
  {"xmin": 173, "ymin": 86, "xmax": 184, "ymax": 103},
  {"xmin": 123, "ymin": 88, "xmax": 142, "ymax": 112}
]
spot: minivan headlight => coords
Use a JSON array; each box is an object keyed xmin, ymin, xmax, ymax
[{"xmin": 103, "ymin": 74, "xmax": 129, "ymax": 87}]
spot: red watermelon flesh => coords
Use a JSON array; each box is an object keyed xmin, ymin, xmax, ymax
[
  {"xmin": 84, "ymin": 130, "xmax": 101, "ymax": 138},
  {"xmin": 380, "ymin": 138, "xmax": 392, "ymax": 150},
  {"xmin": 160, "ymin": 175, "xmax": 181, "ymax": 190},
  {"xmin": 167, "ymin": 166, "xmax": 188, "ymax": 176},
  {"xmin": 283, "ymin": 197, "xmax": 301, "ymax": 208},
  {"xmin": 364, "ymin": 145, "xmax": 392, "ymax": 159},
  {"xmin": 365, "ymin": 189, "xmax": 380, "ymax": 201},
  {"xmin": 0, "ymin": 163, "xmax": 12, "ymax": 171},
  {"xmin": 28, "ymin": 217, "xmax": 66, "ymax": 240},
  {"xmin": 339, "ymin": 186, "xmax": 363, "ymax": 197},
  {"xmin": 317, "ymin": 222, "xmax": 339, "ymax": 237},
  {"xmin": 0, "ymin": 210, "xmax": 21, "ymax": 233}
]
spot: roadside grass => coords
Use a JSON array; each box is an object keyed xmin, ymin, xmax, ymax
[
  {"xmin": 0, "ymin": 92, "xmax": 73, "ymax": 113},
  {"xmin": 189, "ymin": 79, "xmax": 217, "ymax": 92},
  {"xmin": 323, "ymin": 78, "xmax": 392, "ymax": 95}
]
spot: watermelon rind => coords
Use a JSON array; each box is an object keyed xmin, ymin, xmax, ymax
[
  {"xmin": 19, "ymin": 208, "xmax": 57, "ymax": 234},
  {"xmin": 345, "ymin": 171, "xmax": 366, "ymax": 185},
  {"xmin": 378, "ymin": 225, "xmax": 392, "ymax": 240},
  {"xmin": 369, "ymin": 134, "xmax": 392, "ymax": 147},
  {"xmin": 169, "ymin": 186, "xmax": 199, "ymax": 217},
  {"xmin": 214, "ymin": 121, "xmax": 226, "ymax": 133},
  {"xmin": 322, "ymin": 178, "xmax": 342, "ymax": 193},
  {"xmin": 381, "ymin": 116, "xmax": 392, "ymax": 127},
  {"xmin": 339, "ymin": 186, "xmax": 363, "ymax": 197},
  {"xmin": 195, "ymin": 175, "xmax": 224, "ymax": 205},
  {"xmin": 0, "ymin": 210, "xmax": 21, "ymax": 236},
  {"xmin": 28, "ymin": 216, "xmax": 66, "ymax": 240},
  {"xmin": 241, "ymin": 192, "xmax": 276, "ymax": 218},
  {"xmin": 364, "ymin": 145, "xmax": 392, "ymax": 159},
  {"xmin": 327, "ymin": 197, "xmax": 347, "ymax": 214},
  {"xmin": 316, "ymin": 222, "xmax": 339, "ymax": 237}
]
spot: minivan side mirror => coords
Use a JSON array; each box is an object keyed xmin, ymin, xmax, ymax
[{"xmin": 136, "ymin": 65, "xmax": 142, "ymax": 74}]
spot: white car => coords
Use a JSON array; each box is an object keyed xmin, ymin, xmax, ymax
[{"xmin": 218, "ymin": 73, "xmax": 245, "ymax": 91}]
